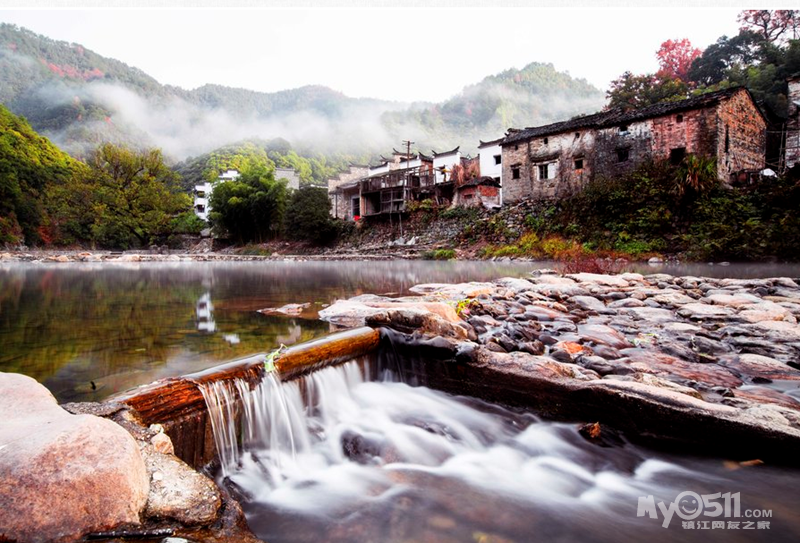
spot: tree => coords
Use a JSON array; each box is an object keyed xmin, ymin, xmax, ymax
[
  {"xmin": 657, "ymin": 39, "xmax": 702, "ymax": 83},
  {"xmin": 738, "ymin": 10, "xmax": 798, "ymax": 44},
  {"xmin": 209, "ymin": 163, "xmax": 288, "ymax": 243},
  {"xmin": 82, "ymin": 144, "xmax": 190, "ymax": 248},
  {"xmin": 284, "ymin": 186, "xmax": 338, "ymax": 245},
  {"xmin": 687, "ymin": 32, "xmax": 760, "ymax": 86},
  {"xmin": 606, "ymin": 72, "xmax": 688, "ymax": 110}
]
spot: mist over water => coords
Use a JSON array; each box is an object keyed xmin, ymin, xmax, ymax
[{"xmin": 202, "ymin": 360, "xmax": 800, "ymax": 543}]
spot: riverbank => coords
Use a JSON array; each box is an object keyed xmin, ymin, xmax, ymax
[{"xmin": 319, "ymin": 269, "xmax": 800, "ymax": 461}]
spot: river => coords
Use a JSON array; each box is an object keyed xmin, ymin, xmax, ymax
[{"xmin": 0, "ymin": 260, "xmax": 798, "ymax": 403}]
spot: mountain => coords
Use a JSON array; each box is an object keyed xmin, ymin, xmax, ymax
[{"xmin": 0, "ymin": 23, "xmax": 606, "ymax": 161}]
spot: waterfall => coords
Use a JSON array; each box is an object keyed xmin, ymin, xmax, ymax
[{"xmin": 198, "ymin": 359, "xmax": 371, "ymax": 477}]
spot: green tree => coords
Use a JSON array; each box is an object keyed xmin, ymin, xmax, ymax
[
  {"xmin": 606, "ymin": 71, "xmax": 688, "ymax": 110},
  {"xmin": 209, "ymin": 163, "xmax": 288, "ymax": 243},
  {"xmin": 83, "ymin": 144, "xmax": 189, "ymax": 248},
  {"xmin": 284, "ymin": 186, "xmax": 338, "ymax": 245}
]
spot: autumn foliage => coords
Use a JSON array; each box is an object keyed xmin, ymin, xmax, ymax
[{"xmin": 656, "ymin": 39, "xmax": 702, "ymax": 83}]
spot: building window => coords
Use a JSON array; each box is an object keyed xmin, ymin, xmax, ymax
[
  {"xmin": 511, "ymin": 165, "xmax": 521, "ymax": 179},
  {"xmin": 351, "ymin": 197, "xmax": 360, "ymax": 218},
  {"xmin": 575, "ymin": 132, "xmax": 580, "ymax": 139},
  {"xmin": 725, "ymin": 125, "xmax": 730, "ymax": 153},
  {"xmin": 514, "ymin": 145, "xmax": 519, "ymax": 150},
  {"xmin": 677, "ymin": 114, "xmax": 684, "ymax": 123},
  {"xmin": 543, "ymin": 137, "xmax": 549, "ymax": 145},
  {"xmin": 574, "ymin": 158, "xmax": 584, "ymax": 170},
  {"xmin": 616, "ymin": 148, "xmax": 630, "ymax": 162},
  {"xmin": 669, "ymin": 147, "xmax": 686, "ymax": 165},
  {"xmin": 494, "ymin": 154, "xmax": 501, "ymax": 165},
  {"xmin": 619, "ymin": 125, "xmax": 629, "ymax": 134},
  {"xmin": 537, "ymin": 163, "xmax": 555, "ymax": 180}
]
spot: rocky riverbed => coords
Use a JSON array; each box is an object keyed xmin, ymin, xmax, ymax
[{"xmin": 319, "ymin": 270, "xmax": 800, "ymax": 461}]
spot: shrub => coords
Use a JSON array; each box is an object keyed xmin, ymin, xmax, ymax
[{"xmin": 422, "ymin": 248, "xmax": 456, "ymax": 260}]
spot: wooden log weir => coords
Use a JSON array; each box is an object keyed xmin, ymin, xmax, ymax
[{"xmin": 110, "ymin": 326, "xmax": 380, "ymax": 467}]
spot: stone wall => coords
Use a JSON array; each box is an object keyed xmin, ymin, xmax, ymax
[
  {"xmin": 788, "ymin": 78, "xmax": 800, "ymax": 170},
  {"xmin": 715, "ymin": 89, "xmax": 766, "ymax": 181},
  {"xmin": 593, "ymin": 120, "xmax": 653, "ymax": 182}
]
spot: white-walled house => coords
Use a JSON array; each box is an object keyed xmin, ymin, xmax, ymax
[
  {"xmin": 478, "ymin": 137, "xmax": 504, "ymax": 204},
  {"xmin": 432, "ymin": 147, "xmax": 461, "ymax": 184},
  {"xmin": 193, "ymin": 169, "xmax": 241, "ymax": 222}
]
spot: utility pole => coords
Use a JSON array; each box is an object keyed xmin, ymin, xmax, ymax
[{"xmin": 400, "ymin": 139, "xmax": 414, "ymax": 239}]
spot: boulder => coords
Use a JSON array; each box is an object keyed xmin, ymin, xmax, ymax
[{"xmin": 0, "ymin": 373, "xmax": 149, "ymax": 543}]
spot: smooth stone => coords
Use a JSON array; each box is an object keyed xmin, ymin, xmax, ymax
[
  {"xmin": 0, "ymin": 373, "xmax": 149, "ymax": 543},
  {"xmin": 567, "ymin": 273, "xmax": 630, "ymax": 288},
  {"xmin": 677, "ymin": 303, "xmax": 735, "ymax": 320},
  {"xmin": 706, "ymin": 293, "xmax": 762, "ymax": 308},
  {"xmin": 623, "ymin": 306, "xmax": 675, "ymax": 323},
  {"xmin": 569, "ymin": 295, "xmax": 608, "ymax": 313}
]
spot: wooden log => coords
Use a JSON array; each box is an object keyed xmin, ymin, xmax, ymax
[
  {"xmin": 112, "ymin": 327, "xmax": 380, "ymax": 426},
  {"xmin": 276, "ymin": 326, "xmax": 380, "ymax": 381}
]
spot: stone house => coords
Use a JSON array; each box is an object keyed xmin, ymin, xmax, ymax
[
  {"xmin": 327, "ymin": 164, "xmax": 369, "ymax": 220},
  {"xmin": 275, "ymin": 167, "xmax": 300, "ymax": 191},
  {"xmin": 501, "ymin": 87, "xmax": 767, "ymax": 203}
]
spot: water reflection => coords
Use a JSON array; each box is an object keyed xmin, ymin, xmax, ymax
[
  {"xmin": 1, "ymin": 259, "xmax": 798, "ymax": 404},
  {"xmin": 0, "ymin": 261, "xmax": 537, "ymax": 403}
]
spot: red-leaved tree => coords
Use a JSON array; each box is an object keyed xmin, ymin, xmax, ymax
[
  {"xmin": 737, "ymin": 10, "xmax": 798, "ymax": 44},
  {"xmin": 656, "ymin": 38, "xmax": 702, "ymax": 83}
]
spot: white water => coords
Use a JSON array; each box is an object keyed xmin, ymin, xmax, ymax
[{"xmin": 199, "ymin": 361, "xmax": 799, "ymax": 542}]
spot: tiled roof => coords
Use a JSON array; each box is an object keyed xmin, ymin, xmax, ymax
[
  {"xmin": 478, "ymin": 137, "xmax": 504, "ymax": 148},
  {"xmin": 432, "ymin": 146, "xmax": 460, "ymax": 157},
  {"xmin": 503, "ymin": 87, "xmax": 751, "ymax": 145}
]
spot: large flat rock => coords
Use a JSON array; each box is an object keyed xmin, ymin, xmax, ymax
[{"xmin": 0, "ymin": 373, "xmax": 149, "ymax": 543}]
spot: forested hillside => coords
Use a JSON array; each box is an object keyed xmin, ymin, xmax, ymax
[{"xmin": 0, "ymin": 24, "xmax": 605, "ymax": 160}]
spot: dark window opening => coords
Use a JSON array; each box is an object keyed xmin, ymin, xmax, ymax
[
  {"xmin": 543, "ymin": 137, "xmax": 549, "ymax": 145},
  {"xmin": 351, "ymin": 197, "xmax": 360, "ymax": 217},
  {"xmin": 676, "ymin": 114, "xmax": 684, "ymax": 123},
  {"xmin": 725, "ymin": 126, "xmax": 730, "ymax": 154},
  {"xmin": 511, "ymin": 166, "xmax": 521, "ymax": 179},
  {"xmin": 616, "ymin": 148, "xmax": 630, "ymax": 162},
  {"xmin": 494, "ymin": 154, "xmax": 501, "ymax": 165},
  {"xmin": 669, "ymin": 147, "xmax": 686, "ymax": 165},
  {"xmin": 574, "ymin": 132, "xmax": 580, "ymax": 139},
  {"xmin": 619, "ymin": 125, "xmax": 629, "ymax": 133},
  {"xmin": 514, "ymin": 145, "xmax": 519, "ymax": 150},
  {"xmin": 574, "ymin": 158, "xmax": 584, "ymax": 170}
]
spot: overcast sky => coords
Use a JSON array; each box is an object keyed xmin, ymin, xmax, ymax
[{"xmin": 0, "ymin": 7, "xmax": 744, "ymax": 103}]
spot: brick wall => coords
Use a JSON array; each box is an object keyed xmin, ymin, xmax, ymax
[
  {"xmin": 594, "ymin": 120, "xmax": 653, "ymax": 181},
  {"xmin": 715, "ymin": 89, "xmax": 766, "ymax": 181}
]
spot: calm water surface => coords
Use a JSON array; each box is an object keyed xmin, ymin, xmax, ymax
[{"xmin": 1, "ymin": 260, "xmax": 798, "ymax": 403}]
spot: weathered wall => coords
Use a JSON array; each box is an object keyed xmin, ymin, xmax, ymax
[
  {"xmin": 455, "ymin": 185, "xmax": 500, "ymax": 208},
  {"xmin": 594, "ymin": 120, "xmax": 653, "ymax": 181},
  {"xmin": 715, "ymin": 89, "xmax": 766, "ymax": 181},
  {"xmin": 501, "ymin": 130, "xmax": 595, "ymax": 202},
  {"xmin": 788, "ymin": 78, "xmax": 800, "ymax": 170}
]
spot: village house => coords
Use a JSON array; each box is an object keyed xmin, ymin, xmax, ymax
[
  {"xmin": 501, "ymin": 87, "xmax": 767, "ymax": 202},
  {"xmin": 328, "ymin": 164, "xmax": 369, "ymax": 220}
]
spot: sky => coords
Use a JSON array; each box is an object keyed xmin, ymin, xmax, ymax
[{"xmin": 0, "ymin": 7, "xmax": 744, "ymax": 103}]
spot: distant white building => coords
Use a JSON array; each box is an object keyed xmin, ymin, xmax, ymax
[
  {"xmin": 275, "ymin": 167, "xmax": 300, "ymax": 191},
  {"xmin": 478, "ymin": 137, "xmax": 504, "ymax": 204},
  {"xmin": 194, "ymin": 169, "xmax": 240, "ymax": 222}
]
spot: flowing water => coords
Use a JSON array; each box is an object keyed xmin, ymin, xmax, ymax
[{"xmin": 200, "ymin": 360, "xmax": 800, "ymax": 543}]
